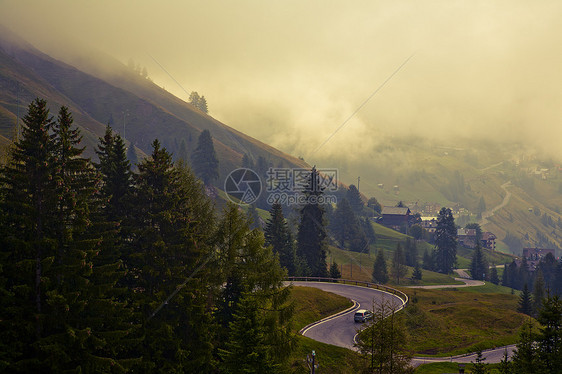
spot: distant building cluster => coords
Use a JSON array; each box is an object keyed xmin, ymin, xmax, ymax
[{"xmin": 457, "ymin": 228, "xmax": 497, "ymax": 250}]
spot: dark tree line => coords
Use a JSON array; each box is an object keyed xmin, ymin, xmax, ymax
[{"xmin": 0, "ymin": 99, "xmax": 294, "ymax": 373}]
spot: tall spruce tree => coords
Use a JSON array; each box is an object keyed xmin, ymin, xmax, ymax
[
  {"xmin": 216, "ymin": 204, "xmax": 295, "ymax": 371},
  {"xmin": 372, "ymin": 250, "xmax": 389, "ymax": 284},
  {"xmin": 296, "ymin": 167, "xmax": 328, "ymax": 277},
  {"xmin": 191, "ymin": 130, "xmax": 219, "ymax": 185},
  {"xmin": 433, "ymin": 207, "xmax": 457, "ymax": 274},
  {"xmin": 536, "ymin": 295, "xmax": 562, "ymax": 372},
  {"xmin": 470, "ymin": 242, "xmax": 488, "ymax": 281},
  {"xmin": 346, "ymin": 184, "xmax": 364, "ymax": 215},
  {"xmin": 391, "ymin": 243, "xmax": 408, "ymax": 284},
  {"xmin": 0, "ymin": 100, "xmax": 135, "ymax": 371},
  {"xmin": 533, "ymin": 270, "xmax": 546, "ymax": 316},
  {"xmin": 490, "ymin": 266, "xmax": 500, "ymax": 285},
  {"xmin": 518, "ymin": 283, "xmax": 533, "ymax": 316},
  {"xmin": 264, "ymin": 203, "xmax": 296, "ymax": 275},
  {"xmin": 124, "ymin": 140, "xmax": 217, "ymax": 372},
  {"xmin": 95, "ymin": 125, "xmax": 132, "ymax": 223}
]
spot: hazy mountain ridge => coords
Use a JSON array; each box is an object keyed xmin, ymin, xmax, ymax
[{"xmin": 0, "ymin": 28, "xmax": 308, "ymax": 182}]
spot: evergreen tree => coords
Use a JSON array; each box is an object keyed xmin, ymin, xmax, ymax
[
  {"xmin": 433, "ymin": 207, "xmax": 457, "ymax": 274},
  {"xmin": 191, "ymin": 130, "xmax": 219, "ymax": 185},
  {"xmin": 346, "ymin": 184, "xmax": 364, "ymax": 215},
  {"xmin": 422, "ymin": 249, "xmax": 434, "ymax": 271},
  {"xmin": 218, "ymin": 293, "xmax": 279, "ymax": 373},
  {"xmin": 296, "ymin": 167, "xmax": 328, "ymax": 277},
  {"xmin": 501, "ymin": 263, "xmax": 509, "ymax": 287},
  {"xmin": 490, "ymin": 266, "xmax": 500, "ymax": 285},
  {"xmin": 330, "ymin": 262, "xmax": 342, "ymax": 279},
  {"xmin": 465, "ymin": 222, "xmax": 483, "ymax": 243},
  {"xmin": 498, "ymin": 348, "xmax": 512, "ymax": 374},
  {"xmin": 412, "ymin": 262, "xmax": 423, "ymax": 281},
  {"xmin": 126, "ymin": 143, "xmax": 138, "ymax": 170},
  {"xmin": 471, "ymin": 351, "xmax": 489, "ymax": 374},
  {"xmin": 124, "ymin": 140, "xmax": 217, "ymax": 372},
  {"xmin": 242, "ymin": 153, "xmax": 254, "ymax": 169},
  {"xmin": 216, "ymin": 204, "xmax": 295, "ymax": 371},
  {"xmin": 404, "ymin": 237, "xmax": 418, "ymax": 267},
  {"xmin": 533, "ymin": 269, "xmax": 546, "ymax": 316},
  {"xmin": 176, "ymin": 138, "xmax": 188, "ymax": 163},
  {"xmin": 518, "ymin": 283, "xmax": 533, "ymax": 316},
  {"xmin": 391, "ymin": 243, "xmax": 408, "ymax": 284},
  {"xmin": 247, "ymin": 204, "xmax": 261, "ymax": 230},
  {"xmin": 372, "ymin": 250, "xmax": 389, "ymax": 284},
  {"xmin": 512, "ymin": 319, "xmax": 540, "ymax": 373},
  {"xmin": 470, "ymin": 242, "xmax": 488, "ymax": 281},
  {"xmin": 330, "ymin": 198, "xmax": 366, "ymax": 252},
  {"xmin": 536, "ymin": 295, "xmax": 562, "ymax": 372},
  {"xmin": 361, "ymin": 217, "xmax": 377, "ymax": 245},
  {"xmin": 199, "ymin": 96, "xmax": 208, "ymax": 113},
  {"xmin": 95, "ymin": 125, "xmax": 132, "ymax": 223},
  {"xmin": 264, "ymin": 203, "xmax": 296, "ymax": 275},
  {"xmin": 189, "ymin": 91, "xmax": 201, "ymax": 108},
  {"xmin": 0, "ymin": 100, "xmax": 135, "ymax": 371}
]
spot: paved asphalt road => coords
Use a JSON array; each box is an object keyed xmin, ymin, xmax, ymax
[
  {"xmin": 291, "ymin": 281, "xmax": 517, "ymax": 367},
  {"xmin": 290, "ymin": 281, "xmax": 404, "ymax": 350}
]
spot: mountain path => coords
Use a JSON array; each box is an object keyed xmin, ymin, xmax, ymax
[{"xmin": 479, "ymin": 181, "xmax": 511, "ymax": 227}]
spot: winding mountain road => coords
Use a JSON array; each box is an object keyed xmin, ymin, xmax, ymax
[
  {"xmin": 293, "ymin": 280, "xmax": 516, "ymax": 367},
  {"xmin": 479, "ymin": 181, "xmax": 512, "ymax": 226},
  {"xmin": 290, "ymin": 281, "xmax": 405, "ymax": 349}
]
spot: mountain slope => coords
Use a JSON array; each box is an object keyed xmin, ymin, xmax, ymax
[{"xmin": 0, "ymin": 28, "xmax": 308, "ymax": 183}]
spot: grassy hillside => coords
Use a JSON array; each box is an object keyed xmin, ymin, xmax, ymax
[
  {"xmin": 0, "ymin": 29, "xmax": 308, "ymax": 187},
  {"xmin": 402, "ymin": 286, "xmax": 527, "ymax": 356}
]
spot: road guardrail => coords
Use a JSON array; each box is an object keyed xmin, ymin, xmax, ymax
[{"xmin": 286, "ymin": 276, "xmax": 409, "ymax": 307}]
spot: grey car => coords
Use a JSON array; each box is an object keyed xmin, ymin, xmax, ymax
[{"xmin": 354, "ymin": 309, "xmax": 373, "ymax": 323}]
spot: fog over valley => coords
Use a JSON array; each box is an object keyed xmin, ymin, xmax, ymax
[{"xmin": 3, "ymin": 0, "xmax": 562, "ymax": 167}]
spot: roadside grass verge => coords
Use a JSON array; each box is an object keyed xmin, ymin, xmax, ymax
[
  {"xmin": 401, "ymin": 287, "xmax": 527, "ymax": 356},
  {"xmin": 288, "ymin": 335, "xmax": 362, "ymax": 374},
  {"xmin": 288, "ymin": 286, "xmax": 361, "ymax": 373},
  {"xmin": 290, "ymin": 286, "xmax": 353, "ymax": 331}
]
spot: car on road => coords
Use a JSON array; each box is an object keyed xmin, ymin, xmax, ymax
[{"xmin": 354, "ymin": 309, "xmax": 373, "ymax": 323}]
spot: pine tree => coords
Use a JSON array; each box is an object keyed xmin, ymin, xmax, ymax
[
  {"xmin": 361, "ymin": 217, "xmax": 377, "ymax": 245},
  {"xmin": 391, "ymin": 243, "xmax": 408, "ymax": 284},
  {"xmin": 536, "ymin": 295, "xmax": 562, "ymax": 372},
  {"xmin": 471, "ymin": 351, "xmax": 489, "ymax": 374},
  {"xmin": 126, "ymin": 143, "xmax": 138, "ymax": 169},
  {"xmin": 124, "ymin": 140, "xmax": 217, "ymax": 372},
  {"xmin": 470, "ymin": 242, "xmax": 488, "ymax": 281},
  {"xmin": 330, "ymin": 198, "xmax": 365, "ymax": 251},
  {"xmin": 501, "ymin": 263, "xmax": 509, "ymax": 287},
  {"xmin": 216, "ymin": 204, "xmax": 295, "ymax": 371},
  {"xmin": 490, "ymin": 266, "xmax": 500, "ymax": 285},
  {"xmin": 198, "ymin": 96, "xmax": 208, "ymax": 113},
  {"xmin": 422, "ymin": 249, "xmax": 434, "ymax": 271},
  {"xmin": 533, "ymin": 269, "xmax": 546, "ymax": 316},
  {"xmin": 346, "ymin": 184, "xmax": 364, "ymax": 215},
  {"xmin": 412, "ymin": 262, "xmax": 423, "ymax": 281},
  {"xmin": 0, "ymin": 100, "xmax": 136, "ymax": 371},
  {"xmin": 512, "ymin": 319, "xmax": 540, "ymax": 373},
  {"xmin": 296, "ymin": 167, "xmax": 328, "ymax": 277},
  {"xmin": 189, "ymin": 91, "xmax": 201, "ymax": 108},
  {"xmin": 518, "ymin": 283, "xmax": 533, "ymax": 316},
  {"xmin": 498, "ymin": 348, "xmax": 512, "ymax": 374},
  {"xmin": 218, "ymin": 293, "xmax": 279, "ymax": 373},
  {"xmin": 191, "ymin": 130, "xmax": 219, "ymax": 185},
  {"xmin": 372, "ymin": 250, "xmax": 389, "ymax": 284},
  {"xmin": 404, "ymin": 237, "xmax": 418, "ymax": 267},
  {"xmin": 95, "ymin": 125, "xmax": 132, "ymax": 223},
  {"xmin": 264, "ymin": 203, "xmax": 296, "ymax": 275},
  {"xmin": 433, "ymin": 207, "xmax": 457, "ymax": 274},
  {"xmin": 330, "ymin": 262, "xmax": 342, "ymax": 279}
]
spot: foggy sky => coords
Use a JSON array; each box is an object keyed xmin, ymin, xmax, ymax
[{"xmin": 2, "ymin": 0, "xmax": 562, "ymax": 163}]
